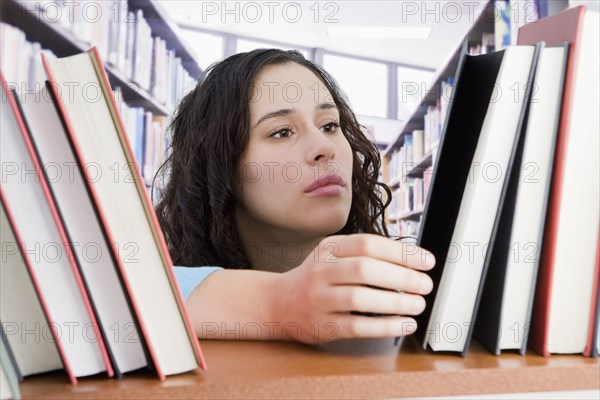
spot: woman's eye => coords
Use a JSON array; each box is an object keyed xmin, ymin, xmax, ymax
[
  {"xmin": 321, "ymin": 122, "xmax": 340, "ymax": 134},
  {"xmin": 270, "ymin": 128, "xmax": 293, "ymax": 139}
]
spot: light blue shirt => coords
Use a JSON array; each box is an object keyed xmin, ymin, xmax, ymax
[{"xmin": 174, "ymin": 266, "xmax": 223, "ymax": 299}]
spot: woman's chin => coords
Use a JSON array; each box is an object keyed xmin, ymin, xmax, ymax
[{"xmin": 303, "ymin": 216, "xmax": 349, "ymax": 237}]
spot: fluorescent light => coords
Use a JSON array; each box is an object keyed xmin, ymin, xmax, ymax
[{"xmin": 327, "ymin": 26, "xmax": 432, "ymax": 39}]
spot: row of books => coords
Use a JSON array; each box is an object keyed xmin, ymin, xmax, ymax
[
  {"xmin": 413, "ymin": 5, "xmax": 599, "ymax": 357},
  {"xmin": 0, "ymin": 22, "xmax": 54, "ymax": 92},
  {"xmin": 386, "ymin": 77, "xmax": 453, "ymax": 186},
  {"xmin": 112, "ymin": 86, "xmax": 169, "ymax": 188},
  {"xmin": 2, "ymin": 1, "xmax": 196, "ymax": 111},
  {"xmin": 387, "ymin": 131, "xmax": 420, "ymax": 186},
  {"xmin": 387, "ymin": 174, "xmax": 432, "ymax": 222},
  {"xmin": 0, "ymin": 47, "xmax": 206, "ymax": 395},
  {"xmin": 1, "ymin": 22, "xmax": 173, "ymax": 193},
  {"xmin": 423, "ymin": 82, "xmax": 451, "ymax": 155}
]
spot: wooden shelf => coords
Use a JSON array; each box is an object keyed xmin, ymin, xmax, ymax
[
  {"xmin": 18, "ymin": 336, "xmax": 599, "ymax": 399},
  {"xmin": 406, "ymin": 151, "xmax": 434, "ymax": 178}
]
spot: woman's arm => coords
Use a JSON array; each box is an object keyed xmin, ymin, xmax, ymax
[
  {"xmin": 185, "ymin": 234, "xmax": 435, "ymax": 343},
  {"xmin": 185, "ymin": 269, "xmax": 284, "ymax": 341}
]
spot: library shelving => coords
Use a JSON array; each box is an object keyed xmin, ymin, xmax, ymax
[
  {"xmin": 1, "ymin": 0, "xmax": 201, "ymax": 115},
  {"xmin": 2, "ymin": 2, "xmax": 598, "ymax": 399},
  {"xmin": 382, "ymin": 1, "xmax": 495, "ymax": 238},
  {"xmin": 1, "ymin": 0, "xmax": 202, "ymax": 193}
]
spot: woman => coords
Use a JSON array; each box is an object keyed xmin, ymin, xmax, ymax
[{"xmin": 155, "ymin": 49, "xmax": 435, "ymax": 344}]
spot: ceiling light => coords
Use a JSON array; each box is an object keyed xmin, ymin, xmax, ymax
[{"xmin": 327, "ymin": 26, "xmax": 432, "ymax": 39}]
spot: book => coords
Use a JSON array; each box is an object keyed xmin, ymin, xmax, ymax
[
  {"xmin": 474, "ymin": 44, "xmax": 568, "ymax": 355},
  {"xmin": 41, "ymin": 47, "xmax": 206, "ymax": 378},
  {"xmin": 0, "ymin": 199, "xmax": 63, "ymax": 378},
  {"xmin": 587, "ymin": 238, "xmax": 600, "ymax": 357},
  {"xmin": 415, "ymin": 41, "xmax": 503, "ymax": 348},
  {"xmin": 422, "ymin": 44, "xmax": 540, "ymax": 354},
  {"xmin": 0, "ymin": 330, "xmax": 20, "ymax": 400},
  {"xmin": 17, "ymin": 83, "xmax": 149, "ymax": 376},
  {"xmin": 0, "ymin": 74, "xmax": 114, "ymax": 384},
  {"xmin": 517, "ymin": 5, "xmax": 600, "ymax": 356}
]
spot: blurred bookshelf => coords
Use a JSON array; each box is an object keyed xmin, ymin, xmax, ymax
[
  {"xmin": 382, "ymin": 1, "xmax": 496, "ymax": 238},
  {"xmin": 0, "ymin": 0, "xmax": 201, "ymax": 192}
]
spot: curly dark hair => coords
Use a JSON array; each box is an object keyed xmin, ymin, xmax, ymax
[{"xmin": 154, "ymin": 49, "xmax": 392, "ymax": 268}]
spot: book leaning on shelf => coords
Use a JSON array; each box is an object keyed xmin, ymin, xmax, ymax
[
  {"xmin": 17, "ymin": 82, "xmax": 148, "ymax": 376},
  {"xmin": 1, "ymin": 326, "xmax": 21, "ymax": 400},
  {"xmin": 0, "ymin": 46, "xmax": 207, "ymax": 385},
  {"xmin": 418, "ymin": 40, "xmax": 543, "ymax": 355},
  {"xmin": 0, "ymin": 196, "xmax": 64, "ymax": 381},
  {"xmin": 474, "ymin": 42, "xmax": 569, "ymax": 355},
  {"xmin": 413, "ymin": 5, "xmax": 599, "ymax": 357},
  {"xmin": 516, "ymin": 4, "xmax": 600, "ymax": 357},
  {"xmin": 1, "ymin": 73, "xmax": 115, "ymax": 384},
  {"xmin": 41, "ymin": 47, "xmax": 207, "ymax": 376}
]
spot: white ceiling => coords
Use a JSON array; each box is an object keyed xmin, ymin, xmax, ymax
[{"xmin": 159, "ymin": 0, "xmax": 489, "ymax": 70}]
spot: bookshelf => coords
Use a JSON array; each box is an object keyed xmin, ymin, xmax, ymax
[
  {"xmin": 0, "ymin": 0, "xmax": 202, "ymax": 192},
  {"xmin": 1, "ymin": 0, "xmax": 201, "ymax": 115},
  {"xmin": 2, "ymin": 2, "xmax": 598, "ymax": 399},
  {"xmin": 17, "ymin": 337, "xmax": 600, "ymax": 399},
  {"xmin": 382, "ymin": 1, "xmax": 495, "ymax": 237}
]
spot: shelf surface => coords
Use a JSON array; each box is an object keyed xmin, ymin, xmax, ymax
[
  {"xmin": 19, "ymin": 336, "xmax": 600, "ymax": 399},
  {"xmin": 407, "ymin": 151, "xmax": 434, "ymax": 178}
]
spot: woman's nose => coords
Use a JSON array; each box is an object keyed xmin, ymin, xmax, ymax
[{"xmin": 306, "ymin": 126, "xmax": 336, "ymax": 165}]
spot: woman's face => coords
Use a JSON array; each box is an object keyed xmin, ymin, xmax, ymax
[{"xmin": 236, "ymin": 62, "xmax": 353, "ymax": 240}]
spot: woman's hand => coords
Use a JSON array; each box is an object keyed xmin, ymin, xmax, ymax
[{"xmin": 270, "ymin": 233, "xmax": 435, "ymax": 344}]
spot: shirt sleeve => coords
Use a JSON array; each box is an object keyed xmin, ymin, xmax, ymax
[{"xmin": 174, "ymin": 266, "xmax": 224, "ymax": 299}]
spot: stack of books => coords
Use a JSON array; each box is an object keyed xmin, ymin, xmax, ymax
[
  {"xmin": 414, "ymin": 5, "xmax": 599, "ymax": 357},
  {"xmin": 0, "ymin": 46, "xmax": 206, "ymax": 399}
]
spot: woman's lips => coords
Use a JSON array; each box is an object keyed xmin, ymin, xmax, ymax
[{"xmin": 304, "ymin": 174, "xmax": 346, "ymax": 197}]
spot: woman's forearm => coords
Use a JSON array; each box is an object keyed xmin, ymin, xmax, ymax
[{"xmin": 185, "ymin": 269, "xmax": 287, "ymax": 341}]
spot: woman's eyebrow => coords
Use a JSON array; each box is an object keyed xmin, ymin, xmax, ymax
[
  {"xmin": 317, "ymin": 102, "xmax": 337, "ymax": 111},
  {"xmin": 254, "ymin": 108, "xmax": 294, "ymax": 127},
  {"xmin": 254, "ymin": 103, "xmax": 338, "ymax": 128}
]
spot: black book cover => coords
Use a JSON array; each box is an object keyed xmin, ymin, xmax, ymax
[
  {"xmin": 470, "ymin": 42, "xmax": 544, "ymax": 356},
  {"xmin": 414, "ymin": 48, "xmax": 506, "ymax": 348},
  {"xmin": 474, "ymin": 43, "xmax": 567, "ymax": 356}
]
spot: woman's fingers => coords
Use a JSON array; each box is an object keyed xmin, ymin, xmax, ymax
[
  {"xmin": 331, "ymin": 313, "xmax": 418, "ymax": 339},
  {"xmin": 322, "ymin": 256, "xmax": 433, "ymax": 295},
  {"xmin": 320, "ymin": 285, "xmax": 427, "ymax": 316},
  {"xmin": 319, "ymin": 234, "xmax": 435, "ymax": 271}
]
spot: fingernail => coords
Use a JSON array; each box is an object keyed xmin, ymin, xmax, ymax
[
  {"xmin": 420, "ymin": 277, "xmax": 433, "ymax": 294},
  {"xmin": 412, "ymin": 297, "xmax": 425, "ymax": 313},
  {"xmin": 403, "ymin": 321, "xmax": 417, "ymax": 334},
  {"xmin": 421, "ymin": 251, "xmax": 435, "ymax": 267}
]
